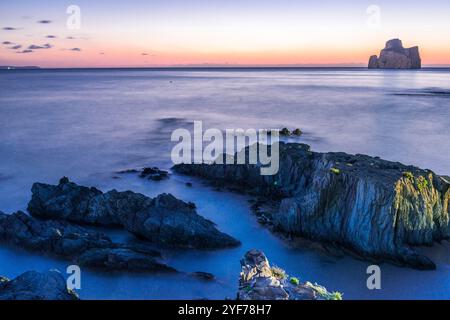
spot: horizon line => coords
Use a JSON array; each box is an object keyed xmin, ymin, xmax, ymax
[{"xmin": 2, "ymin": 65, "xmax": 450, "ymax": 70}]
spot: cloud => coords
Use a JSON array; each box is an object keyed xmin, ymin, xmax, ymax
[
  {"xmin": 10, "ymin": 45, "xmax": 22, "ymax": 50},
  {"xmin": 3, "ymin": 27, "xmax": 18, "ymax": 31},
  {"xmin": 2, "ymin": 41, "xmax": 13, "ymax": 45},
  {"xmin": 142, "ymin": 53, "xmax": 149, "ymax": 56},
  {"xmin": 46, "ymin": 35, "xmax": 57, "ymax": 39},
  {"xmin": 28, "ymin": 43, "xmax": 52, "ymax": 50},
  {"xmin": 66, "ymin": 36, "xmax": 76, "ymax": 40},
  {"xmin": 37, "ymin": 20, "xmax": 52, "ymax": 24},
  {"xmin": 70, "ymin": 47, "xmax": 81, "ymax": 51},
  {"xmin": 17, "ymin": 49, "xmax": 33, "ymax": 54},
  {"xmin": 99, "ymin": 52, "xmax": 105, "ymax": 55}
]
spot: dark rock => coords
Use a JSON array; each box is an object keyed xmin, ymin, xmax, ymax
[
  {"xmin": 369, "ymin": 39, "xmax": 421, "ymax": 69},
  {"xmin": 279, "ymin": 128, "xmax": 291, "ymax": 136},
  {"xmin": 0, "ymin": 270, "xmax": 79, "ymax": 300},
  {"xmin": 140, "ymin": 167, "xmax": 169, "ymax": 181},
  {"xmin": 238, "ymin": 250, "xmax": 340, "ymax": 300},
  {"xmin": 190, "ymin": 271, "xmax": 215, "ymax": 281},
  {"xmin": 279, "ymin": 128, "xmax": 302, "ymax": 137},
  {"xmin": 173, "ymin": 142, "xmax": 450, "ymax": 269},
  {"xmin": 0, "ymin": 211, "xmax": 175, "ymax": 272},
  {"xmin": 28, "ymin": 179, "xmax": 240, "ymax": 249},
  {"xmin": 77, "ymin": 248, "xmax": 176, "ymax": 272},
  {"xmin": 116, "ymin": 169, "xmax": 139, "ymax": 174}
]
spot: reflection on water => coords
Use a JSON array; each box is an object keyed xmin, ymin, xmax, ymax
[{"xmin": 0, "ymin": 68, "xmax": 449, "ymax": 299}]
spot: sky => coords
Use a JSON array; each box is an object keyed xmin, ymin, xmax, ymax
[{"xmin": 1, "ymin": 0, "xmax": 450, "ymax": 68}]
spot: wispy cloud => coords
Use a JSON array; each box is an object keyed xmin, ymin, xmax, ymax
[
  {"xmin": 17, "ymin": 49, "xmax": 33, "ymax": 54},
  {"xmin": 46, "ymin": 35, "xmax": 57, "ymax": 39},
  {"xmin": 66, "ymin": 36, "xmax": 76, "ymax": 40},
  {"xmin": 142, "ymin": 53, "xmax": 149, "ymax": 56},
  {"xmin": 70, "ymin": 47, "xmax": 81, "ymax": 51},
  {"xmin": 10, "ymin": 45, "xmax": 22, "ymax": 50},
  {"xmin": 28, "ymin": 43, "xmax": 53, "ymax": 50},
  {"xmin": 3, "ymin": 27, "xmax": 18, "ymax": 31},
  {"xmin": 2, "ymin": 41, "xmax": 13, "ymax": 45},
  {"xmin": 37, "ymin": 20, "xmax": 52, "ymax": 24}
]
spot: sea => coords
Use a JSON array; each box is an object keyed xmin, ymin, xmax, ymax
[{"xmin": 0, "ymin": 67, "xmax": 449, "ymax": 299}]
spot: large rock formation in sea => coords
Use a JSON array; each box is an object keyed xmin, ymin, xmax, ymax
[
  {"xmin": 368, "ymin": 39, "xmax": 421, "ymax": 69},
  {"xmin": 238, "ymin": 250, "xmax": 342, "ymax": 300},
  {"xmin": 0, "ymin": 211, "xmax": 176, "ymax": 272},
  {"xmin": 28, "ymin": 177, "xmax": 240, "ymax": 249},
  {"xmin": 0, "ymin": 270, "xmax": 78, "ymax": 300},
  {"xmin": 174, "ymin": 143, "xmax": 450, "ymax": 269}
]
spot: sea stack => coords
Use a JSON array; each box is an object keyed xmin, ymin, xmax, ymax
[{"xmin": 368, "ymin": 39, "xmax": 421, "ymax": 69}]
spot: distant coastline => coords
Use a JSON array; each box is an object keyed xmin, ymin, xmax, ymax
[{"xmin": 0, "ymin": 66, "xmax": 41, "ymax": 70}]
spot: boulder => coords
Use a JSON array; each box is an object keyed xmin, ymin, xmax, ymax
[
  {"xmin": 0, "ymin": 270, "xmax": 78, "ymax": 300},
  {"xmin": 173, "ymin": 143, "xmax": 450, "ymax": 269},
  {"xmin": 368, "ymin": 39, "xmax": 421, "ymax": 69},
  {"xmin": 0, "ymin": 211, "xmax": 175, "ymax": 272},
  {"xmin": 28, "ymin": 178, "xmax": 240, "ymax": 249},
  {"xmin": 238, "ymin": 250, "xmax": 341, "ymax": 300}
]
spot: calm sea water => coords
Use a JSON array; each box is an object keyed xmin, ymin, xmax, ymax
[{"xmin": 0, "ymin": 68, "xmax": 449, "ymax": 299}]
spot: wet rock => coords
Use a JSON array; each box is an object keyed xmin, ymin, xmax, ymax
[
  {"xmin": 238, "ymin": 250, "xmax": 340, "ymax": 300},
  {"xmin": 28, "ymin": 178, "xmax": 240, "ymax": 249},
  {"xmin": 77, "ymin": 248, "xmax": 175, "ymax": 272},
  {"xmin": 0, "ymin": 270, "xmax": 79, "ymax": 300},
  {"xmin": 173, "ymin": 142, "xmax": 450, "ymax": 269},
  {"xmin": 0, "ymin": 211, "xmax": 175, "ymax": 272},
  {"xmin": 369, "ymin": 39, "xmax": 421, "ymax": 69},
  {"xmin": 140, "ymin": 167, "xmax": 169, "ymax": 181}
]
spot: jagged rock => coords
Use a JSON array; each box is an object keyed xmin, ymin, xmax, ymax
[
  {"xmin": 238, "ymin": 250, "xmax": 340, "ymax": 300},
  {"xmin": 0, "ymin": 270, "xmax": 79, "ymax": 300},
  {"xmin": 28, "ymin": 178, "xmax": 240, "ymax": 249},
  {"xmin": 173, "ymin": 143, "xmax": 450, "ymax": 269},
  {"xmin": 0, "ymin": 211, "xmax": 175, "ymax": 272},
  {"xmin": 368, "ymin": 39, "xmax": 421, "ymax": 69}
]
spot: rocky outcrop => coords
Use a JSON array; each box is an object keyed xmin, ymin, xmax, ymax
[
  {"xmin": 368, "ymin": 39, "xmax": 421, "ymax": 69},
  {"xmin": 0, "ymin": 211, "xmax": 176, "ymax": 272},
  {"xmin": 238, "ymin": 250, "xmax": 341, "ymax": 300},
  {"xmin": 116, "ymin": 167, "xmax": 170, "ymax": 181},
  {"xmin": 0, "ymin": 270, "xmax": 78, "ymax": 300},
  {"xmin": 28, "ymin": 177, "xmax": 239, "ymax": 249},
  {"xmin": 173, "ymin": 143, "xmax": 450, "ymax": 269},
  {"xmin": 140, "ymin": 167, "xmax": 169, "ymax": 181}
]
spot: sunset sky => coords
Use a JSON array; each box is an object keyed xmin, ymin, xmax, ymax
[{"xmin": 1, "ymin": 0, "xmax": 450, "ymax": 68}]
